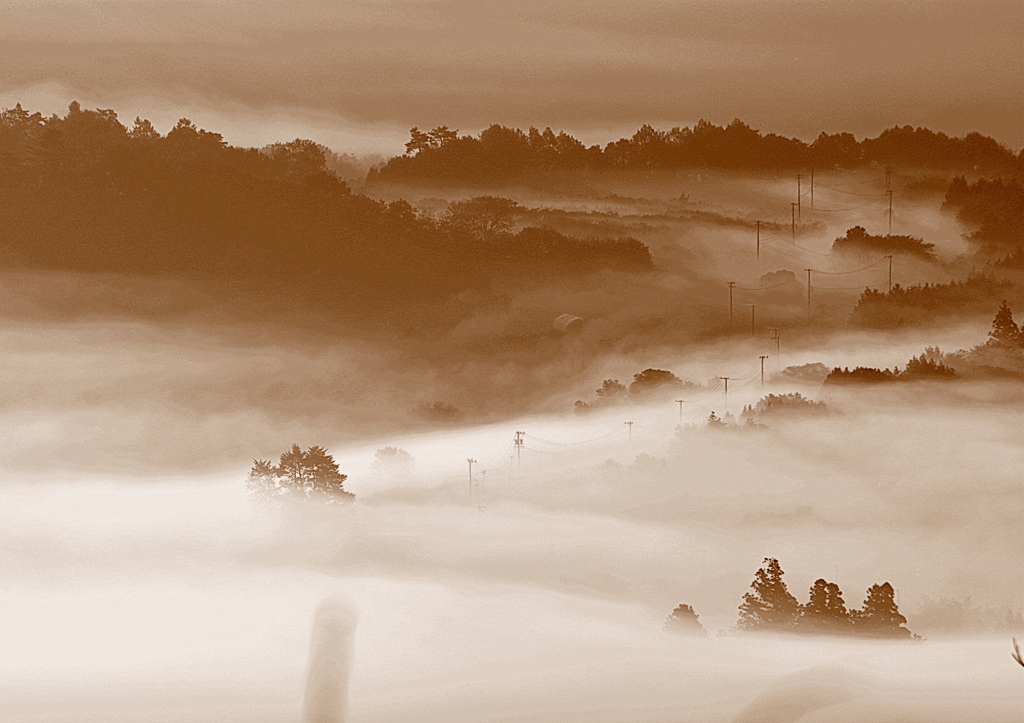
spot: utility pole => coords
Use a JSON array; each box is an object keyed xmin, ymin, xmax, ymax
[
  {"xmin": 746, "ymin": 304, "xmax": 756, "ymax": 336},
  {"xmin": 467, "ymin": 458, "xmax": 476, "ymax": 503},
  {"xmin": 625, "ymin": 421, "xmax": 634, "ymax": 455},
  {"xmin": 514, "ymin": 431, "xmax": 525, "ymax": 477},
  {"xmin": 885, "ymin": 254, "xmax": 893, "ymax": 293},
  {"xmin": 886, "ymin": 190, "xmax": 894, "ymax": 235},
  {"xmin": 791, "ymin": 203, "xmax": 798, "ymax": 243},
  {"xmin": 675, "ymin": 399, "xmax": 685, "ymax": 425},
  {"xmin": 810, "ymin": 167, "xmax": 814, "ymax": 210},
  {"xmin": 805, "ymin": 268, "xmax": 812, "ymax": 323},
  {"xmin": 718, "ymin": 377, "xmax": 730, "ymax": 410},
  {"xmin": 796, "ymin": 174, "xmax": 802, "ymax": 221},
  {"xmin": 755, "ymin": 220, "xmax": 761, "ymax": 270},
  {"xmin": 759, "ymin": 355, "xmax": 769, "ymax": 388},
  {"xmin": 727, "ymin": 281, "xmax": 736, "ymax": 326},
  {"xmin": 769, "ymin": 327, "xmax": 781, "ymax": 365}
]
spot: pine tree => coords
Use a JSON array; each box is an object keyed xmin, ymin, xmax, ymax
[
  {"xmin": 799, "ymin": 579, "xmax": 852, "ymax": 634},
  {"xmin": 987, "ymin": 300, "xmax": 1022, "ymax": 348},
  {"xmin": 852, "ymin": 582, "xmax": 913, "ymax": 638},
  {"xmin": 737, "ymin": 558, "xmax": 800, "ymax": 631},
  {"xmin": 664, "ymin": 603, "xmax": 707, "ymax": 637}
]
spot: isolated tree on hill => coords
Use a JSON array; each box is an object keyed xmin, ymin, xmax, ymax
[
  {"xmin": 665, "ymin": 603, "xmax": 707, "ymax": 637},
  {"xmin": 246, "ymin": 444, "xmax": 353, "ymax": 506},
  {"xmin": 737, "ymin": 558, "xmax": 800, "ymax": 631},
  {"xmin": 852, "ymin": 582, "xmax": 913, "ymax": 638},
  {"xmin": 799, "ymin": 579, "xmax": 852, "ymax": 634}
]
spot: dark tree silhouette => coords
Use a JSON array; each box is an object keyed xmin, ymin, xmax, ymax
[
  {"xmin": 246, "ymin": 445, "xmax": 353, "ymax": 505},
  {"xmin": 443, "ymin": 196, "xmax": 519, "ymax": 240},
  {"xmin": 852, "ymin": 582, "xmax": 914, "ymax": 638},
  {"xmin": 799, "ymin": 579, "xmax": 852, "ymax": 635},
  {"xmin": 664, "ymin": 603, "xmax": 707, "ymax": 637},
  {"xmin": 594, "ymin": 379, "xmax": 627, "ymax": 404},
  {"xmin": 629, "ymin": 368, "xmax": 682, "ymax": 396},
  {"xmin": 831, "ymin": 226, "xmax": 936, "ymax": 260},
  {"xmin": 373, "ymin": 120, "xmax": 1020, "ymax": 188},
  {"xmin": 943, "ymin": 176, "xmax": 1024, "ymax": 250},
  {"xmin": 824, "ymin": 366, "xmax": 899, "ymax": 384},
  {"xmin": 988, "ymin": 301, "xmax": 1023, "ymax": 348},
  {"xmin": 741, "ymin": 393, "xmax": 828, "ymax": 420},
  {"xmin": 0, "ymin": 102, "xmax": 655, "ymax": 318},
  {"xmin": 901, "ymin": 353, "xmax": 958, "ymax": 379},
  {"xmin": 737, "ymin": 558, "xmax": 801, "ymax": 631}
]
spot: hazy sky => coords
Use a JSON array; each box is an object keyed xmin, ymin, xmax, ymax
[{"xmin": 0, "ymin": 0, "xmax": 1021, "ymax": 153}]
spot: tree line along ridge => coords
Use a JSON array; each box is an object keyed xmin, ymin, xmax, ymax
[{"xmin": 370, "ymin": 120, "xmax": 1023, "ymax": 187}]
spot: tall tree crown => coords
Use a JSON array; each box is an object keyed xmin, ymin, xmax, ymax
[{"xmin": 737, "ymin": 557, "xmax": 801, "ymax": 631}]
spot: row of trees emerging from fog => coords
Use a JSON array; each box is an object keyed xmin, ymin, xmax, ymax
[
  {"xmin": 0, "ymin": 103, "xmax": 652, "ymax": 307},
  {"xmin": 667, "ymin": 558, "xmax": 916, "ymax": 639},
  {"xmin": 371, "ymin": 121, "xmax": 1023, "ymax": 187}
]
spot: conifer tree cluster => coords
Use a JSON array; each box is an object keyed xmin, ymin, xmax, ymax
[{"xmin": 736, "ymin": 558, "xmax": 915, "ymax": 638}]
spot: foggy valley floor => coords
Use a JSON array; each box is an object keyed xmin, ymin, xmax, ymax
[
  {"xmin": 1, "ymin": 377, "xmax": 1021, "ymax": 721},
  {"xmin": 0, "ymin": 102, "xmax": 1022, "ymax": 719}
]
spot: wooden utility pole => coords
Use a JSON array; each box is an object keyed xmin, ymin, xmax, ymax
[
  {"xmin": 727, "ymin": 281, "xmax": 736, "ymax": 326},
  {"xmin": 810, "ymin": 167, "xmax": 814, "ymax": 209},
  {"xmin": 791, "ymin": 203, "xmax": 798, "ymax": 243},
  {"xmin": 805, "ymin": 268, "xmax": 812, "ymax": 322},
  {"xmin": 467, "ymin": 458, "xmax": 476, "ymax": 502},
  {"xmin": 759, "ymin": 355, "xmax": 769, "ymax": 388},
  {"xmin": 886, "ymin": 190, "xmax": 894, "ymax": 235},
  {"xmin": 885, "ymin": 254, "xmax": 893, "ymax": 293},
  {"xmin": 746, "ymin": 304, "xmax": 756, "ymax": 336},
  {"xmin": 796, "ymin": 174, "xmax": 802, "ymax": 220},
  {"xmin": 514, "ymin": 431, "xmax": 525, "ymax": 477},
  {"xmin": 675, "ymin": 399, "xmax": 685, "ymax": 425},
  {"xmin": 718, "ymin": 377, "xmax": 730, "ymax": 410},
  {"xmin": 755, "ymin": 220, "xmax": 761, "ymax": 270},
  {"xmin": 769, "ymin": 327, "xmax": 781, "ymax": 364}
]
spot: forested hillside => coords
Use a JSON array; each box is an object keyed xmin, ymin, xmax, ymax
[{"xmin": 0, "ymin": 103, "xmax": 652, "ymax": 311}]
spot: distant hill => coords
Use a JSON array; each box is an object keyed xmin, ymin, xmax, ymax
[{"xmin": 369, "ymin": 120, "xmax": 1023, "ymax": 188}]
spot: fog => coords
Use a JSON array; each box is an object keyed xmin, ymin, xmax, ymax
[
  {"xmin": 1, "ymin": 0, "xmax": 1021, "ymax": 153},
  {"xmin": 2, "ymin": 376, "xmax": 1022, "ymax": 720},
  {"xmin": 1, "ymin": 261, "xmax": 1022, "ymax": 723},
  {"xmin": 2, "ymin": 0, "xmax": 1022, "ymax": 715}
]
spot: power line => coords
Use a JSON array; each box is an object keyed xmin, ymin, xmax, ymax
[
  {"xmin": 735, "ymin": 279, "xmax": 800, "ymax": 291},
  {"xmin": 814, "ymin": 183, "xmax": 888, "ymax": 198}
]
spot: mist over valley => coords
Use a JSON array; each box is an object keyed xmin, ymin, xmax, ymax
[{"xmin": 1, "ymin": 3, "xmax": 1023, "ymax": 718}]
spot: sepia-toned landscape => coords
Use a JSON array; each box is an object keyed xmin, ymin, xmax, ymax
[{"xmin": 0, "ymin": 0, "xmax": 1022, "ymax": 721}]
